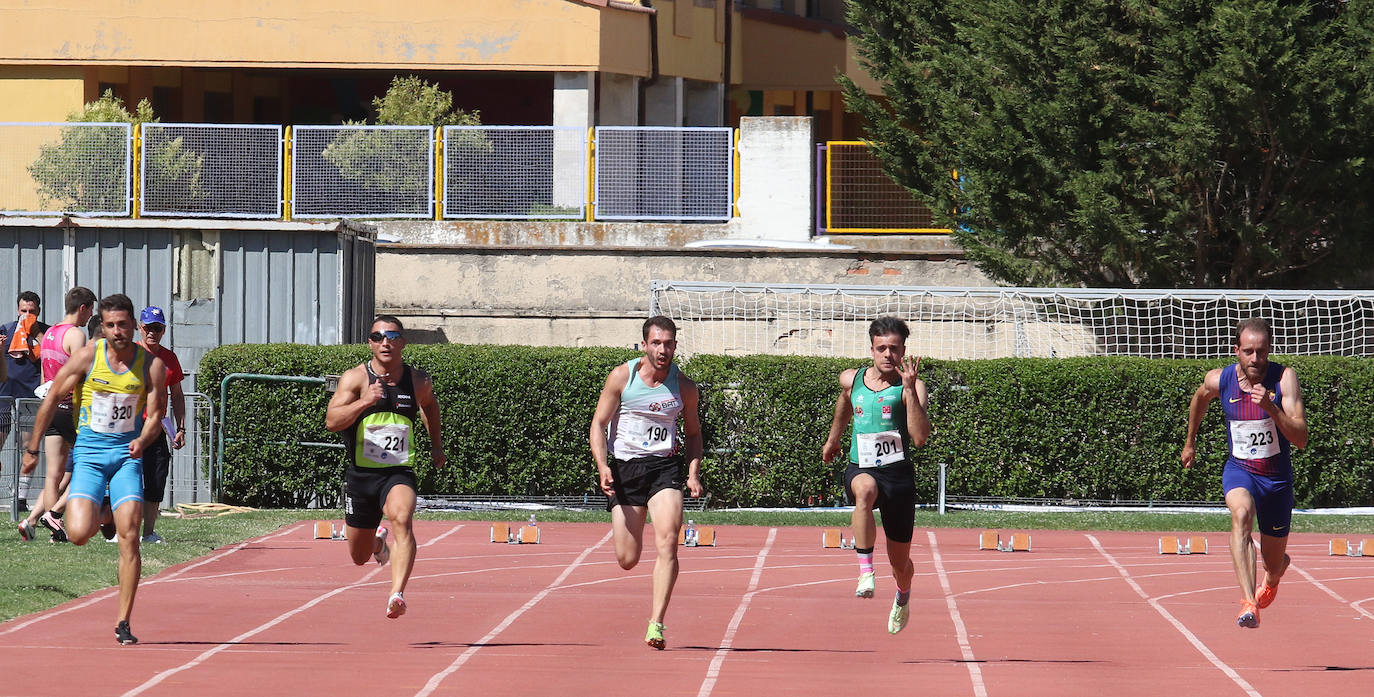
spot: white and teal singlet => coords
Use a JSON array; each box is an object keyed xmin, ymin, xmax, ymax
[{"xmin": 608, "ymin": 358, "xmax": 683, "ymax": 460}]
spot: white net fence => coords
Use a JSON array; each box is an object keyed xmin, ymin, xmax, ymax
[
  {"xmin": 443, "ymin": 126, "xmax": 586, "ymax": 219},
  {"xmin": 141, "ymin": 123, "xmax": 282, "ymax": 218},
  {"xmin": 649, "ymin": 281, "xmax": 1374, "ymax": 359},
  {"xmin": 291, "ymin": 125, "xmax": 434, "ymax": 219},
  {"xmin": 0, "ymin": 122, "xmax": 131, "ymax": 216},
  {"xmin": 595, "ymin": 126, "xmax": 732, "ymax": 221}
]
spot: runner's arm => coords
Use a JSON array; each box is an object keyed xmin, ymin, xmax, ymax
[
  {"xmin": 325, "ymin": 367, "xmax": 376, "ymax": 432},
  {"xmin": 1268, "ymin": 367, "xmax": 1308, "ymax": 449},
  {"xmin": 131, "ymin": 357, "xmax": 169, "ymax": 458},
  {"xmin": 680, "ymin": 377, "xmax": 704, "ymax": 497},
  {"xmin": 589, "ymin": 364, "xmax": 627, "ymax": 494},
  {"xmin": 905, "ymin": 378, "xmax": 931, "ymax": 448},
  {"xmin": 1181, "ymin": 368, "xmax": 1222, "ymax": 468},
  {"xmin": 22, "ymin": 344, "xmax": 95, "ymax": 454},
  {"xmin": 821, "ymin": 369, "xmax": 857, "ymax": 463},
  {"xmin": 415, "ymin": 370, "xmax": 446, "ymax": 468}
]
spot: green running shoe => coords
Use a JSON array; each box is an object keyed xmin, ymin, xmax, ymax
[
  {"xmin": 645, "ymin": 621, "xmax": 666, "ymax": 650},
  {"xmin": 888, "ymin": 597, "xmax": 910, "ymax": 634}
]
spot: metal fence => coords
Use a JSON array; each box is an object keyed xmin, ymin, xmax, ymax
[
  {"xmin": 0, "ymin": 122, "xmax": 131, "ymax": 217},
  {"xmin": 141, "ymin": 123, "xmax": 283, "ymax": 218},
  {"xmin": 443, "ymin": 126, "xmax": 587, "ymax": 220},
  {"xmin": 823, "ymin": 140, "xmax": 946, "ymax": 233},
  {"xmin": 292, "ymin": 125, "xmax": 434, "ymax": 219},
  {"xmin": 5, "ymin": 395, "xmax": 216, "ymax": 522},
  {"xmin": 595, "ymin": 126, "xmax": 733, "ymax": 221}
]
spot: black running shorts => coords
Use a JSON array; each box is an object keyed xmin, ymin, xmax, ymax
[
  {"xmin": 344, "ymin": 466, "xmax": 418, "ymax": 529},
  {"xmin": 44, "ymin": 406, "xmax": 77, "ymax": 443},
  {"xmin": 141, "ymin": 434, "xmax": 172, "ymax": 503},
  {"xmin": 844, "ymin": 461, "xmax": 917, "ymax": 544},
  {"xmin": 605, "ymin": 455, "xmax": 684, "ymax": 510}
]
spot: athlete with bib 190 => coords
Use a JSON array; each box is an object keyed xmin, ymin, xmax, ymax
[
  {"xmin": 326, "ymin": 315, "xmax": 444, "ymax": 620},
  {"xmin": 1182, "ymin": 317, "xmax": 1308, "ymax": 629},
  {"xmin": 822, "ymin": 316, "xmax": 930, "ymax": 636},
  {"xmin": 590, "ymin": 316, "xmax": 704, "ymax": 650},
  {"xmin": 21, "ymin": 293, "xmax": 168, "ymax": 645}
]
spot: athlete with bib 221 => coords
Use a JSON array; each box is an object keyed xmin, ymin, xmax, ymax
[
  {"xmin": 1182, "ymin": 317, "xmax": 1307, "ymax": 630},
  {"xmin": 21, "ymin": 293, "xmax": 168, "ymax": 645},
  {"xmin": 590, "ymin": 316, "xmax": 704, "ymax": 650},
  {"xmin": 326, "ymin": 315, "xmax": 445, "ymax": 620},
  {"xmin": 822, "ymin": 316, "xmax": 930, "ymax": 636}
]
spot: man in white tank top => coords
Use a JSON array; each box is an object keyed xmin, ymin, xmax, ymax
[{"xmin": 589, "ymin": 316, "xmax": 704, "ymax": 650}]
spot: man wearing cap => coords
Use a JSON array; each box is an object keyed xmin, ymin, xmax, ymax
[{"xmin": 136, "ymin": 306, "xmax": 186, "ymax": 543}]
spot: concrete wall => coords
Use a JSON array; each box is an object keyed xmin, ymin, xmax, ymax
[
  {"xmin": 375, "ymin": 244, "xmax": 992, "ymax": 349},
  {"xmin": 736, "ymin": 116, "xmax": 812, "ymax": 242}
]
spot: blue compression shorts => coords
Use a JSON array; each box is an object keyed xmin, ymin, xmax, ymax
[
  {"xmin": 1222, "ymin": 463, "xmax": 1293, "ymax": 538},
  {"xmin": 68, "ymin": 442, "xmax": 144, "ymax": 511}
]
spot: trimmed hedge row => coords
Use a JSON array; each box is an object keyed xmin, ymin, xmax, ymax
[{"xmin": 199, "ymin": 345, "xmax": 1374, "ymax": 508}]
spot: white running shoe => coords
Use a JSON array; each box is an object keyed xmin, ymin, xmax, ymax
[
  {"xmin": 386, "ymin": 592, "xmax": 406, "ymax": 619},
  {"xmin": 888, "ymin": 597, "xmax": 910, "ymax": 634},
  {"xmin": 855, "ymin": 572, "xmax": 876, "ymax": 599},
  {"xmin": 373, "ymin": 527, "xmax": 390, "ymax": 565}
]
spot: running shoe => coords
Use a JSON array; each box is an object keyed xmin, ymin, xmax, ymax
[
  {"xmin": 100, "ymin": 521, "xmax": 117, "ymax": 541},
  {"xmin": 115, "ymin": 621, "xmax": 138, "ymax": 645},
  {"xmin": 373, "ymin": 527, "xmax": 390, "ymax": 565},
  {"xmin": 40, "ymin": 511, "xmax": 66, "ymax": 543},
  {"xmin": 1256, "ymin": 554, "xmax": 1290, "ymax": 609},
  {"xmin": 888, "ymin": 596, "xmax": 910, "ymax": 635},
  {"xmin": 1236, "ymin": 600, "xmax": 1259, "ymax": 629},
  {"xmin": 645, "ymin": 621, "xmax": 666, "ymax": 650},
  {"xmin": 17, "ymin": 520, "xmax": 35, "ymax": 542},
  {"xmin": 142, "ymin": 532, "xmax": 164, "ymax": 544},
  {"xmin": 855, "ymin": 571, "xmax": 876, "ymax": 599},
  {"xmin": 386, "ymin": 592, "xmax": 407, "ymax": 619}
]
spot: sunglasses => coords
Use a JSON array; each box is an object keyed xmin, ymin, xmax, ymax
[
  {"xmin": 143, "ymin": 324, "xmax": 166, "ymax": 332},
  {"xmin": 369, "ymin": 330, "xmax": 403, "ymax": 342}
]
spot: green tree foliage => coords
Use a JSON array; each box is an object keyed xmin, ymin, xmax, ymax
[
  {"xmin": 26, "ymin": 90, "xmax": 203, "ymax": 213},
  {"xmin": 321, "ymin": 76, "xmax": 484, "ymax": 199},
  {"xmin": 841, "ymin": 0, "xmax": 1374, "ymax": 288}
]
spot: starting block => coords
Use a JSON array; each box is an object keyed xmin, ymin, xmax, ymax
[
  {"xmin": 1159, "ymin": 536, "xmax": 1208, "ymax": 555},
  {"xmin": 491, "ymin": 522, "xmax": 541, "ymax": 544},
  {"xmin": 679, "ymin": 527, "xmax": 716, "ymax": 547},
  {"xmin": 979, "ymin": 531, "xmax": 1031, "ymax": 552},
  {"xmin": 1329, "ymin": 538, "xmax": 1371, "ymax": 556},
  {"xmin": 823, "ymin": 528, "xmax": 855, "ymax": 549},
  {"xmin": 313, "ymin": 521, "xmax": 346, "ymax": 540}
]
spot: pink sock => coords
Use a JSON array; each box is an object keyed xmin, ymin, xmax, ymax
[{"xmin": 858, "ymin": 551, "xmax": 874, "ymax": 575}]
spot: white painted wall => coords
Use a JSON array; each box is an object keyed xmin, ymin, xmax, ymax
[{"xmin": 735, "ymin": 116, "xmax": 814, "ymax": 242}]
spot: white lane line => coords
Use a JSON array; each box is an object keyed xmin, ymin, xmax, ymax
[
  {"xmin": 1291, "ymin": 564, "xmax": 1374, "ymax": 621},
  {"xmin": 0, "ymin": 524, "xmax": 304, "ymax": 637},
  {"xmin": 413, "ymin": 530, "xmax": 612, "ymax": 697},
  {"xmin": 419, "ymin": 523, "xmax": 464, "ymax": 549},
  {"xmin": 120, "ymin": 564, "xmax": 389, "ymax": 697},
  {"xmin": 928, "ymin": 530, "xmax": 988, "ymax": 697},
  {"xmin": 1088, "ymin": 534, "xmax": 1261, "ymax": 697},
  {"xmin": 696, "ymin": 527, "xmax": 778, "ymax": 697}
]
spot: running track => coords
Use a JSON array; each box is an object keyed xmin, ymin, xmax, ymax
[{"xmin": 2, "ymin": 523, "xmax": 1373, "ymax": 696}]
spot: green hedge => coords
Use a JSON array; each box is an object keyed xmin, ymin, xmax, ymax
[{"xmin": 198, "ymin": 345, "xmax": 1374, "ymax": 508}]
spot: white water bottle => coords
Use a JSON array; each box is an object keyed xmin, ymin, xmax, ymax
[
  {"xmin": 528, "ymin": 513, "xmax": 537, "ymax": 527},
  {"xmin": 686, "ymin": 519, "xmax": 696, "ymax": 546}
]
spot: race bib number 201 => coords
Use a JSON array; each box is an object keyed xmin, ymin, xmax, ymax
[
  {"xmin": 856, "ymin": 431, "xmax": 904, "ymax": 468},
  {"xmin": 1230, "ymin": 418, "xmax": 1280, "ymax": 460},
  {"xmin": 363, "ymin": 423, "xmax": 410, "ymax": 464}
]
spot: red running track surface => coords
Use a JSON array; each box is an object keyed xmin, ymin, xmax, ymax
[{"xmin": 2, "ymin": 523, "xmax": 1372, "ymax": 697}]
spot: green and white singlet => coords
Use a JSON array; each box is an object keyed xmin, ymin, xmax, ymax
[
  {"xmin": 848, "ymin": 367, "xmax": 911, "ymax": 468},
  {"xmin": 608, "ymin": 358, "xmax": 683, "ymax": 460},
  {"xmin": 345, "ymin": 362, "xmax": 419, "ymax": 468}
]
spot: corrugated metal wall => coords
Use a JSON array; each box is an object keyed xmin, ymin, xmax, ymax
[{"xmin": 0, "ymin": 218, "xmax": 375, "ymax": 376}]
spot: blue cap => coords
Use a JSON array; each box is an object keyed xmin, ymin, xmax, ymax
[{"xmin": 139, "ymin": 306, "xmax": 166, "ymax": 325}]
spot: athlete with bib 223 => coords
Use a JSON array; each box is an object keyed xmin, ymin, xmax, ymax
[
  {"xmin": 1182, "ymin": 317, "xmax": 1308, "ymax": 630},
  {"xmin": 821, "ymin": 316, "xmax": 930, "ymax": 636},
  {"xmin": 22, "ymin": 293, "xmax": 169, "ymax": 646},
  {"xmin": 326, "ymin": 316, "xmax": 444, "ymax": 620},
  {"xmin": 589, "ymin": 316, "xmax": 704, "ymax": 650}
]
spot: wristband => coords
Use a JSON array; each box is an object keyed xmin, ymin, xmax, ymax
[{"xmin": 25, "ymin": 448, "xmax": 40, "ymax": 456}]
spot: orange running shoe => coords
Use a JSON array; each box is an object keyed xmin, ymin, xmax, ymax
[
  {"xmin": 1255, "ymin": 583, "xmax": 1278, "ymax": 609},
  {"xmin": 1236, "ymin": 600, "xmax": 1259, "ymax": 629}
]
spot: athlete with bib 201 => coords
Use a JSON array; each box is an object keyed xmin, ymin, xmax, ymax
[
  {"xmin": 1182, "ymin": 317, "xmax": 1308, "ymax": 629},
  {"xmin": 590, "ymin": 316, "xmax": 704, "ymax": 650},
  {"xmin": 21, "ymin": 293, "xmax": 168, "ymax": 646},
  {"xmin": 822, "ymin": 316, "xmax": 930, "ymax": 636},
  {"xmin": 326, "ymin": 315, "xmax": 445, "ymax": 620}
]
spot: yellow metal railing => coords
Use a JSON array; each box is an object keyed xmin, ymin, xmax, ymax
[{"xmin": 824, "ymin": 140, "xmax": 949, "ymax": 234}]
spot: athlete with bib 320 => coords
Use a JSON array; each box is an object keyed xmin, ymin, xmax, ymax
[
  {"xmin": 326, "ymin": 315, "xmax": 444, "ymax": 620},
  {"xmin": 1182, "ymin": 317, "xmax": 1308, "ymax": 629},
  {"xmin": 590, "ymin": 316, "xmax": 704, "ymax": 650},
  {"xmin": 822, "ymin": 316, "xmax": 930, "ymax": 635},
  {"xmin": 21, "ymin": 293, "xmax": 168, "ymax": 645}
]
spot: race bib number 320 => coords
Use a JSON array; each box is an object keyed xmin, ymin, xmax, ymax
[
  {"xmin": 1230, "ymin": 418, "xmax": 1280, "ymax": 460},
  {"xmin": 856, "ymin": 431, "xmax": 904, "ymax": 468},
  {"xmin": 90, "ymin": 392, "xmax": 140, "ymax": 434},
  {"xmin": 363, "ymin": 423, "xmax": 410, "ymax": 464}
]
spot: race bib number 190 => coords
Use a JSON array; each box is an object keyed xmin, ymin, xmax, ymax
[
  {"xmin": 363, "ymin": 423, "xmax": 410, "ymax": 464},
  {"xmin": 856, "ymin": 431, "xmax": 904, "ymax": 468},
  {"xmin": 1230, "ymin": 418, "xmax": 1280, "ymax": 460},
  {"xmin": 90, "ymin": 392, "xmax": 139, "ymax": 434}
]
